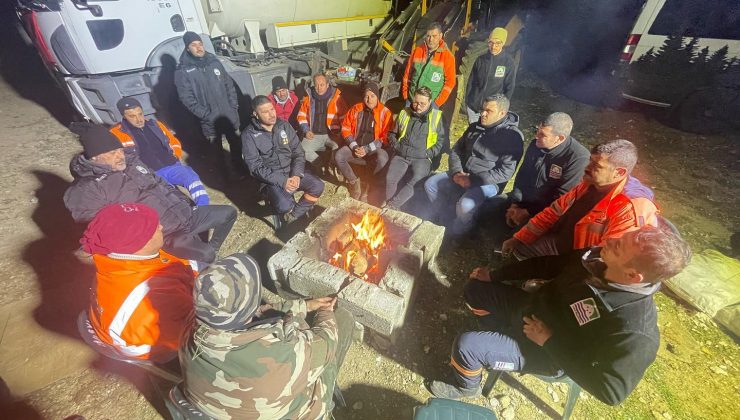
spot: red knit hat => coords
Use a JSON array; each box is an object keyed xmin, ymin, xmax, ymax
[{"xmin": 81, "ymin": 203, "xmax": 160, "ymax": 255}]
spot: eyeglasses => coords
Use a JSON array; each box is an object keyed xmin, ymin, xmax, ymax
[{"xmin": 488, "ymin": 40, "xmax": 504, "ymax": 46}]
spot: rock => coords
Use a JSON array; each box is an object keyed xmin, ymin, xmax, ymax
[
  {"xmin": 488, "ymin": 397, "xmax": 500, "ymax": 408},
  {"xmin": 411, "ymin": 373, "xmax": 416, "ymax": 381},
  {"xmin": 550, "ymin": 390, "xmax": 560, "ymax": 403},
  {"xmin": 353, "ymin": 401, "xmax": 363, "ymax": 410},
  {"xmin": 500, "ymin": 395, "xmax": 511, "ymax": 408},
  {"xmin": 710, "ymin": 366, "xmax": 729, "ymax": 376},
  {"xmin": 30, "ymin": 197, "xmax": 38, "ymax": 204},
  {"xmin": 439, "ymin": 313, "xmax": 448, "ymax": 321},
  {"xmin": 423, "ymin": 345, "xmax": 430, "ymax": 354},
  {"xmin": 663, "ymin": 412, "xmax": 672, "ymax": 419},
  {"xmin": 501, "ymin": 407, "xmax": 515, "ymax": 420}
]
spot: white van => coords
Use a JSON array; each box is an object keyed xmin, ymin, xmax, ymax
[{"xmin": 618, "ymin": 0, "xmax": 740, "ymax": 130}]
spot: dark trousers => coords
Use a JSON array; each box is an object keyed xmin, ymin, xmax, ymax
[
  {"xmin": 450, "ymin": 280, "xmax": 558, "ymax": 389},
  {"xmin": 477, "ymin": 194, "xmax": 516, "ymax": 244},
  {"xmin": 163, "ymin": 204, "xmax": 237, "ymax": 263},
  {"xmin": 264, "ymin": 172, "xmax": 325, "ymax": 217},
  {"xmin": 334, "ymin": 146, "xmax": 390, "ymax": 183},
  {"xmin": 385, "ymin": 155, "xmax": 432, "ymax": 208}
]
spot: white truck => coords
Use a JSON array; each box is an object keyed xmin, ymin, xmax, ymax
[{"xmin": 16, "ymin": 0, "xmax": 393, "ymax": 125}]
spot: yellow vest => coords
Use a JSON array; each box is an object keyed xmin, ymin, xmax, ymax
[{"xmin": 397, "ymin": 108, "xmax": 442, "ymax": 150}]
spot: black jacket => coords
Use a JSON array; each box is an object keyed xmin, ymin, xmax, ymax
[
  {"xmin": 241, "ymin": 118, "xmax": 305, "ymax": 187},
  {"xmin": 465, "ymin": 52, "xmax": 517, "ymax": 110},
  {"xmin": 448, "ymin": 112, "xmax": 524, "ymax": 186},
  {"xmin": 388, "ymin": 107, "xmax": 446, "ymax": 160},
  {"xmin": 491, "ymin": 249, "xmax": 660, "ymax": 406},
  {"xmin": 174, "ymin": 51, "xmax": 239, "ymax": 128},
  {"xmin": 511, "ymin": 136, "xmax": 590, "ymax": 215},
  {"xmin": 64, "ymin": 152, "xmax": 193, "ymax": 235}
]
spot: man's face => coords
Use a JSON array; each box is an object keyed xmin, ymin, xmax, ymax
[
  {"xmin": 479, "ymin": 101, "xmax": 505, "ymax": 125},
  {"xmin": 274, "ymin": 88, "xmax": 289, "ymax": 101},
  {"xmin": 600, "ymin": 230, "xmax": 644, "ymax": 284},
  {"xmin": 363, "ymin": 90, "xmax": 378, "ymax": 109},
  {"xmin": 122, "ymin": 107, "xmax": 146, "ymax": 129},
  {"xmin": 425, "ymin": 28, "xmax": 442, "ymax": 50},
  {"xmin": 534, "ymin": 124, "xmax": 564, "ymax": 150},
  {"xmin": 488, "ymin": 38, "xmax": 504, "ymax": 55},
  {"xmin": 187, "ymin": 40, "xmax": 205, "ymax": 58},
  {"xmin": 314, "ymin": 76, "xmax": 329, "ymax": 96},
  {"xmin": 92, "ymin": 148, "xmax": 126, "ymax": 171},
  {"xmin": 412, "ymin": 93, "xmax": 431, "ymax": 114},
  {"xmin": 582, "ymin": 153, "xmax": 624, "ymax": 187},
  {"xmin": 254, "ymin": 102, "xmax": 277, "ymax": 126}
]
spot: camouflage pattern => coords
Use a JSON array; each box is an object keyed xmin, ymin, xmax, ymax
[
  {"xmin": 181, "ymin": 298, "xmax": 355, "ymax": 419},
  {"xmin": 194, "ymin": 253, "xmax": 262, "ymax": 331}
]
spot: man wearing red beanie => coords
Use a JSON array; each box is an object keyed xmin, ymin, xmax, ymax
[{"xmin": 82, "ymin": 203, "xmax": 196, "ymax": 361}]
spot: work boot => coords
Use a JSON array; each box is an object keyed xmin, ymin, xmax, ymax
[
  {"xmin": 425, "ymin": 379, "xmax": 482, "ymax": 400},
  {"xmin": 348, "ymin": 179, "xmax": 362, "ymax": 200}
]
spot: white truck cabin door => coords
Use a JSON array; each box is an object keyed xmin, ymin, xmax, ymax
[{"xmin": 58, "ymin": 0, "xmax": 195, "ymax": 74}]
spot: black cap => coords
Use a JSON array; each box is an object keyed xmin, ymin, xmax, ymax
[
  {"xmin": 183, "ymin": 31, "xmax": 202, "ymax": 47},
  {"xmin": 364, "ymin": 81, "xmax": 380, "ymax": 99},
  {"xmin": 80, "ymin": 125, "xmax": 122, "ymax": 159},
  {"xmin": 271, "ymin": 76, "xmax": 288, "ymax": 92},
  {"xmin": 116, "ymin": 97, "xmax": 141, "ymax": 115}
]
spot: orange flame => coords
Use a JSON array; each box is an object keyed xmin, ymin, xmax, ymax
[{"xmin": 328, "ymin": 210, "xmax": 386, "ymax": 282}]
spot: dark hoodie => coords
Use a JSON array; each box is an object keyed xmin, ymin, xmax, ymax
[
  {"xmin": 449, "ymin": 112, "xmax": 524, "ymax": 186},
  {"xmin": 241, "ymin": 117, "xmax": 305, "ymax": 187},
  {"xmin": 488, "ymin": 248, "xmax": 661, "ymax": 406},
  {"xmin": 174, "ymin": 50, "xmax": 239, "ymax": 131}
]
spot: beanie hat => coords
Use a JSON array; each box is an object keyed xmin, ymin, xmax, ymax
[
  {"xmin": 194, "ymin": 253, "xmax": 262, "ymax": 330},
  {"xmin": 80, "ymin": 203, "xmax": 159, "ymax": 255},
  {"xmin": 364, "ymin": 81, "xmax": 380, "ymax": 100},
  {"xmin": 271, "ymin": 76, "xmax": 288, "ymax": 92},
  {"xmin": 489, "ymin": 27, "xmax": 508, "ymax": 44},
  {"xmin": 79, "ymin": 125, "xmax": 123, "ymax": 159},
  {"xmin": 116, "ymin": 97, "xmax": 142, "ymax": 115},
  {"xmin": 183, "ymin": 31, "xmax": 202, "ymax": 48}
]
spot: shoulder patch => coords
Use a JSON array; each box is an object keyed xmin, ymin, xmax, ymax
[
  {"xmin": 495, "ymin": 66, "xmax": 506, "ymax": 78},
  {"xmin": 570, "ymin": 298, "xmax": 600, "ymax": 326},
  {"xmin": 213, "ymin": 68, "xmax": 221, "ymax": 76},
  {"xmin": 549, "ymin": 164, "xmax": 563, "ymax": 179},
  {"xmin": 135, "ymin": 165, "xmax": 149, "ymax": 174}
]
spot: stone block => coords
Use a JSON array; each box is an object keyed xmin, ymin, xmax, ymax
[
  {"xmin": 267, "ymin": 246, "xmax": 302, "ymax": 286},
  {"xmin": 338, "ymin": 279, "xmax": 405, "ymax": 337},
  {"xmin": 380, "ymin": 207, "xmax": 423, "ymax": 246},
  {"xmin": 408, "ymin": 221, "xmax": 445, "ymax": 266},
  {"xmin": 287, "ymin": 258, "xmax": 349, "ymax": 298},
  {"xmin": 381, "ymin": 247, "xmax": 422, "ymax": 301}
]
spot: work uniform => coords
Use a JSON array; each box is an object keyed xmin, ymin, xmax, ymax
[
  {"xmin": 297, "ymin": 86, "xmax": 347, "ymax": 164},
  {"xmin": 465, "ymin": 51, "xmax": 517, "ymax": 123},
  {"xmin": 90, "ymin": 251, "xmax": 195, "ymax": 361},
  {"xmin": 336, "ymin": 101, "xmax": 393, "ymax": 183},
  {"xmin": 385, "ymin": 107, "xmax": 446, "ymax": 208},
  {"xmin": 110, "ymin": 119, "xmax": 209, "ymax": 205},
  {"xmin": 403, "ymin": 40, "xmax": 457, "ymax": 107}
]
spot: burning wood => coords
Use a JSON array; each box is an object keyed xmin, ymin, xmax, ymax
[{"xmin": 329, "ymin": 210, "xmax": 386, "ymax": 283}]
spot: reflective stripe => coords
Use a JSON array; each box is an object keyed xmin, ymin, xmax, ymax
[
  {"xmin": 121, "ymin": 141, "xmax": 135, "ymax": 147},
  {"xmin": 191, "ymin": 190, "xmax": 207, "ymax": 199},
  {"xmin": 450, "ymin": 356, "xmax": 483, "ymax": 377},
  {"xmin": 187, "ymin": 181, "xmax": 203, "ymax": 190},
  {"xmin": 397, "ymin": 108, "xmax": 441, "ymax": 149},
  {"xmin": 107, "ymin": 280, "xmax": 153, "ymax": 357}
]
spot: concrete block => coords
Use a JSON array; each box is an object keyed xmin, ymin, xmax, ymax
[
  {"xmin": 380, "ymin": 207, "xmax": 423, "ymax": 246},
  {"xmin": 267, "ymin": 246, "xmax": 302, "ymax": 286},
  {"xmin": 408, "ymin": 221, "xmax": 445, "ymax": 267},
  {"xmin": 353, "ymin": 321, "xmax": 365, "ymax": 342},
  {"xmin": 284, "ymin": 231, "xmax": 320, "ymax": 259},
  {"xmin": 381, "ymin": 247, "xmax": 422, "ymax": 300},
  {"xmin": 338, "ymin": 279, "xmax": 405, "ymax": 337},
  {"xmin": 287, "ymin": 258, "xmax": 349, "ymax": 298}
]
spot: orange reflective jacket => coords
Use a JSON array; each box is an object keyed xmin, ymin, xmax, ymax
[
  {"xmin": 89, "ymin": 251, "xmax": 195, "ymax": 361},
  {"xmin": 340, "ymin": 102, "xmax": 393, "ymax": 146},
  {"xmin": 110, "ymin": 120, "xmax": 183, "ymax": 159},
  {"xmin": 296, "ymin": 87, "xmax": 347, "ymax": 133},
  {"xmin": 402, "ymin": 40, "xmax": 457, "ymax": 106},
  {"xmin": 514, "ymin": 178, "xmax": 659, "ymax": 250}
]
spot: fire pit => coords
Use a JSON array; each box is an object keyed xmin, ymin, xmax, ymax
[{"xmin": 268, "ymin": 198, "xmax": 445, "ymax": 343}]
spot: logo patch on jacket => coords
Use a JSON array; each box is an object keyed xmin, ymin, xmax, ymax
[
  {"xmin": 495, "ymin": 66, "xmax": 506, "ymax": 78},
  {"xmin": 136, "ymin": 165, "xmax": 149, "ymax": 174},
  {"xmin": 548, "ymin": 164, "xmax": 563, "ymax": 179},
  {"xmin": 213, "ymin": 68, "xmax": 221, "ymax": 76},
  {"xmin": 570, "ymin": 298, "xmax": 600, "ymax": 326},
  {"xmin": 280, "ymin": 130, "xmax": 288, "ymax": 145},
  {"xmin": 430, "ymin": 71, "xmax": 442, "ymax": 83}
]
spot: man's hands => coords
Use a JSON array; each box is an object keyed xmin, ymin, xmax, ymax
[
  {"xmin": 285, "ymin": 176, "xmax": 301, "ymax": 193},
  {"xmin": 304, "ymin": 131, "xmax": 315, "ymax": 140},
  {"xmin": 523, "ymin": 315, "xmax": 552, "ymax": 346},
  {"xmin": 353, "ymin": 146, "xmax": 367, "ymax": 158},
  {"xmin": 501, "ymin": 237, "xmax": 521, "ymax": 258},
  {"xmin": 469, "ymin": 266, "xmax": 492, "ymax": 282},
  {"xmin": 505, "ymin": 204, "xmax": 530, "ymax": 227},
  {"xmin": 452, "ymin": 172, "xmax": 471, "ymax": 188},
  {"xmin": 307, "ymin": 296, "xmax": 337, "ymax": 312}
]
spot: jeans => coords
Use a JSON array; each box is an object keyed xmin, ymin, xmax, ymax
[
  {"xmin": 163, "ymin": 204, "xmax": 237, "ymax": 263},
  {"xmin": 301, "ymin": 134, "xmax": 339, "ymax": 164},
  {"xmin": 385, "ymin": 155, "xmax": 432, "ymax": 208},
  {"xmin": 156, "ymin": 163, "xmax": 210, "ymax": 206},
  {"xmin": 264, "ymin": 172, "xmax": 325, "ymax": 217},
  {"xmin": 334, "ymin": 146, "xmax": 390, "ymax": 183},
  {"xmin": 424, "ymin": 172, "xmax": 499, "ymax": 236}
]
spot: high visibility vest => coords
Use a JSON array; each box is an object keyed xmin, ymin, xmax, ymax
[{"xmin": 397, "ymin": 108, "xmax": 442, "ymax": 150}]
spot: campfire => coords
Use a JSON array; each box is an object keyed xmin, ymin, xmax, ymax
[{"xmin": 328, "ymin": 209, "xmax": 387, "ymax": 283}]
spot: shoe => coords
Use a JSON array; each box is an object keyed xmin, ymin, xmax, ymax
[
  {"xmin": 425, "ymin": 379, "xmax": 482, "ymax": 400},
  {"xmin": 283, "ymin": 211, "xmax": 299, "ymax": 225},
  {"xmin": 348, "ymin": 180, "xmax": 362, "ymax": 199}
]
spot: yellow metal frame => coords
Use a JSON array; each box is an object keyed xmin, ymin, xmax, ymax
[{"xmin": 274, "ymin": 14, "xmax": 388, "ymax": 28}]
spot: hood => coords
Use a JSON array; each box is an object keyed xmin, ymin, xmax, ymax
[
  {"xmin": 478, "ymin": 111, "xmax": 520, "ymax": 131},
  {"xmin": 544, "ymin": 136, "xmax": 575, "ymax": 155},
  {"xmin": 192, "ymin": 314, "xmax": 294, "ymax": 352},
  {"xmin": 178, "ymin": 49, "xmax": 217, "ymax": 68},
  {"xmin": 623, "ymin": 176, "xmax": 655, "ymax": 201},
  {"xmin": 69, "ymin": 151, "xmax": 136, "ymax": 179}
]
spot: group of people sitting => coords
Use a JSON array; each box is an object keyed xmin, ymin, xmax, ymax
[{"xmin": 61, "ymin": 23, "xmax": 694, "ymax": 420}]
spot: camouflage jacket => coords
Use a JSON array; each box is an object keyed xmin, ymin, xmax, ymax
[{"xmin": 180, "ymin": 299, "xmax": 339, "ymax": 419}]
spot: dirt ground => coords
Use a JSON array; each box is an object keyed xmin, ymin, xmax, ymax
[{"xmin": 1, "ymin": 9, "xmax": 739, "ymax": 420}]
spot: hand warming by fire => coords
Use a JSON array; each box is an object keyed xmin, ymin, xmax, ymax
[{"xmin": 329, "ymin": 209, "xmax": 387, "ymax": 283}]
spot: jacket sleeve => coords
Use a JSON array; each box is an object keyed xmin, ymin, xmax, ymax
[
  {"xmin": 341, "ymin": 106, "xmax": 357, "ymax": 147},
  {"xmin": 174, "ymin": 70, "xmax": 210, "ymax": 120},
  {"xmin": 388, "ymin": 116, "xmax": 401, "ymax": 151},
  {"xmin": 297, "ymin": 97, "xmax": 311, "ymax": 133},
  {"xmin": 514, "ymin": 185, "xmax": 579, "ymax": 244},
  {"xmin": 218, "ymin": 61, "xmax": 239, "ymax": 110},
  {"xmin": 402, "ymin": 49, "xmax": 415, "ymax": 100},
  {"xmin": 554, "ymin": 153, "xmax": 589, "ymax": 200},
  {"xmin": 503, "ymin": 56, "xmax": 518, "ymax": 100},
  {"xmin": 427, "ymin": 115, "xmax": 446, "ymax": 159},
  {"xmin": 63, "ymin": 181, "xmax": 109, "ymax": 223},
  {"xmin": 281, "ymin": 300, "xmax": 339, "ymax": 370},
  {"xmin": 488, "ymin": 253, "xmax": 570, "ymax": 282},
  {"xmin": 288, "ymin": 125, "xmax": 306, "ymax": 178},
  {"xmin": 543, "ymin": 330, "xmax": 656, "ymax": 405},
  {"xmin": 476, "ymin": 133, "xmax": 523, "ymax": 186},
  {"xmin": 601, "ymin": 201, "xmax": 640, "ymax": 240},
  {"xmin": 448, "ymin": 131, "xmax": 466, "ymax": 175},
  {"xmin": 435, "ymin": 49, "xmax": 457, "ymax": 106},
  {"xmin": 159, "ymin": 123, "xmax": 183, "ymax": 159},
  {"xmin": 241, "ymin": 132, "xmax": 287, "ymax": 186},
  {"xmin": 465, "ymin": 58, "xmax": 480, "ymax": 109}
]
